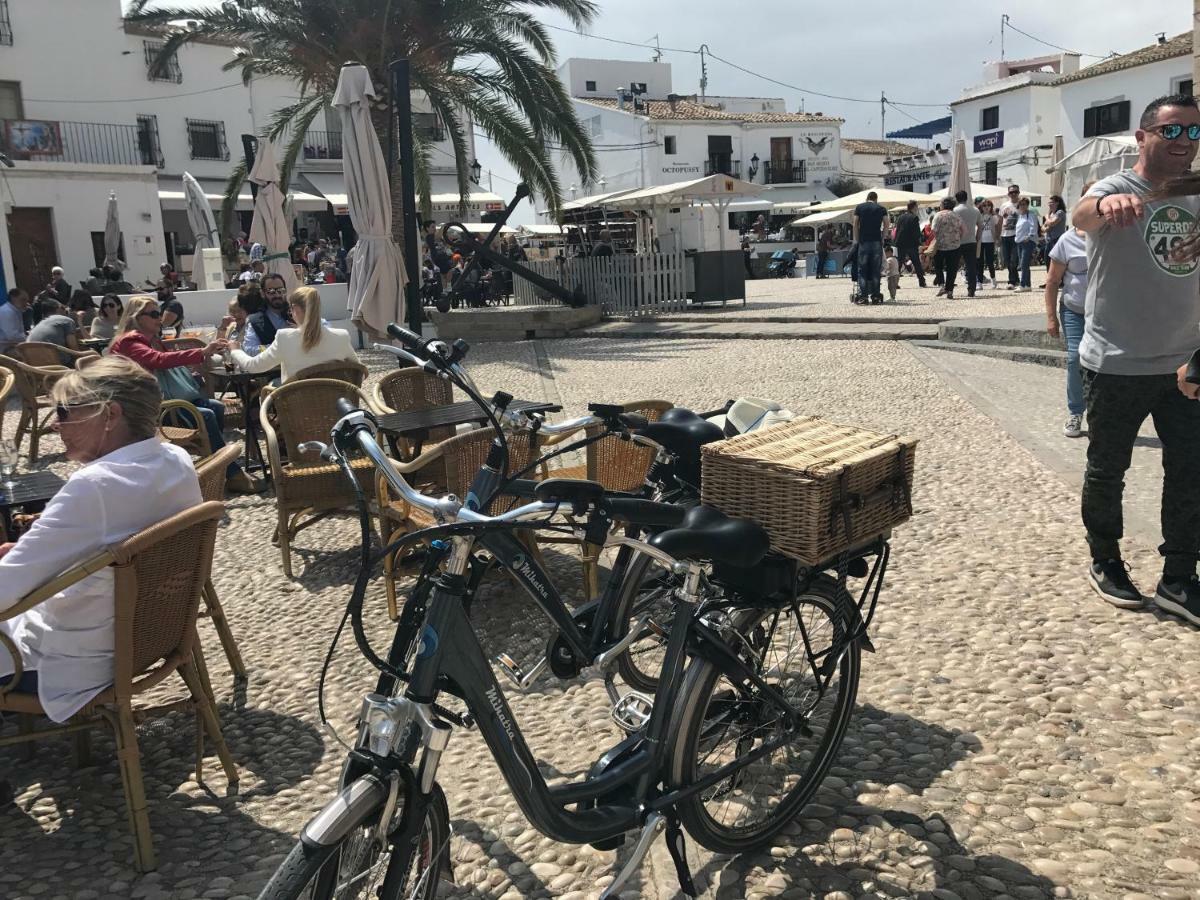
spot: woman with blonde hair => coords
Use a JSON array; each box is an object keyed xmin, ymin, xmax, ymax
[
  {"xmin": 0, "ymin": 357, "xmax": 202, "ymax": 720},
  {"xmin": 230, "ymin": 286, "xmax": 358, "ymax": 383}
]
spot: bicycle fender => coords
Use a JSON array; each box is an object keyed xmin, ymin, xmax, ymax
[{"xmin": 300, "ymin": 774, "xmax": 389, "ymax": 847}]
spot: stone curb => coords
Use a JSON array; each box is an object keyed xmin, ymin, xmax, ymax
[{"xmin": 911, "ymin": 339, "xmax": 1067, "ymax": 368}]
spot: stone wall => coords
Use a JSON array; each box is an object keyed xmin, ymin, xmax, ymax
[{"xmin": 428, "ymin": 305, "xmax": 602, "ymax": 342}]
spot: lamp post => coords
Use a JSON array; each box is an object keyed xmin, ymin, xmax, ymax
[
  {"xmin": 748, "ymin": 153, "xmax": 760, "ymax": 182},
  {"xmin": 388, "ymin": 59, "xmax": 422, "ymax": 334},
  {"xmin": 469, "ymin": 158, "xmax": 482, "ymax": 185}
]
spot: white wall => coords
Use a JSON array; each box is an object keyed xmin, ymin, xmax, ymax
[
  {"xmin": 103, "ymin": 282, "xmax": 351, "ymax": 329},
  {"xmin": 2, "ymin": 164, "xmax": 167, "ymax": 289},
  {"xmin": 952, "ymin": 84, "xmax": 1058, "ymax": 196},
  {"xmin": 558, "ymin": 59, "xmax": 673, "ymax": 99},
  {"xmin": 1058, "ymin": 57, "xmax": 1193, "ymax": 151}
]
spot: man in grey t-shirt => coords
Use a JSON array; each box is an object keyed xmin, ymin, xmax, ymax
[
  {"xmin": 1070, "ymin": 93, "xmax": 1200, "ymax": 624},
  {"xmin": 954, "ymin": 190, "xmax": 982, "ymax": 298},
  {"xmin": 26, "ymin": 297, "xmax": 82, "ymax": 364}
]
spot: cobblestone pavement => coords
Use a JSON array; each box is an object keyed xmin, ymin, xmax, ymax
[{"xmin": 2, "ymin": 340, "xmax": 1199, "ymax": 900}]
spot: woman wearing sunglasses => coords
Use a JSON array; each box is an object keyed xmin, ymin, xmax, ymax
[
  {"xmin": 0, "ymin": 357, "xmax": 202, "ymax": 721},
  {"xmin": 88, "ymin": 294, "xmax": 123, "ymax": 341},
  {"xmin": 109, "ymin": 295, "xmax": 261, "ymax": 493}
]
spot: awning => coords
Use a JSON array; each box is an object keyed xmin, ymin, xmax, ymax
[
  {"xmin": 457, "ymin": 222, "xmax": 517, "ymax": 234},
  {"xmin": 606, "ymin": 174, "xmax": 763, "ymax": 210},
  {"xmin": 724, "ymin": 198, "xmax": 775, "ymax": 212},
  {"xmin": 303, "ymin": 173, "xmax": 350, "ymax": 215},
  {"xmin": 788, "ymin": 208, "xmax": 853, "ymax": 227},
  {"xmin": 159, "ymin": 178, "xmax": 253, "ymax": 212},
  {"xmin": 561, "ymin": 188, "xmax": 639, "ymax": 212},
  {"xmin": 887, "ymin": 116, "xmax": 952, "ymax": 140},
  {"xmin": 762, "ymin": 184, "xmax": 837, "ymax": 207}
]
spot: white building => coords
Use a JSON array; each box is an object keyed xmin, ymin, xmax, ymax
[
  {"xmin": 951, "ymin": 32, "xmax": 1193, "ymax": 199},
  {"xmin": 546, "ymin": 58, "xmax": 843, "ymax": 217},
  {"xmin": 0, "ymin": 0, "xmax": 482, "ymax": 297},
  {"xmin": 840, "ymin": 139, "xmax": 926, "ymax": 183}
]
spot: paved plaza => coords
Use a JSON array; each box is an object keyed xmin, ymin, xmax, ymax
[{"xmin": 2, "ymin": 279, "xmax": 1199, "ymax": 899}]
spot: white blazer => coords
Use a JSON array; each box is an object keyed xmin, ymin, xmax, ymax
[
  {"xmin": 231, "ymin": 324, "xmax": 359, "ymax": 383},
  {"xmin": 0, "ymin": 439, "xmax": 202, "ymax": 722}
]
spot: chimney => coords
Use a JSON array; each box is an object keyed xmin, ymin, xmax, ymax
[
  {"xmin": 1156, "ymin": 32, "xmax": 1167, "ymax": 45},
  {"xmin": 667, "ymin": 93, "xmax": 679, "ymax": 111}
]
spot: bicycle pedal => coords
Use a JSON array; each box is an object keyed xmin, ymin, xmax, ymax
[
  {"xmin": 611, "ymin": 691, "xmax": 654, "ymax": 733},
  {"xmin": 495, "ymin": 653, "xmax": 546, "ymax": 691}
]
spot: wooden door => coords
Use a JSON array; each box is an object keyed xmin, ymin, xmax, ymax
[
  {"xmin": 770, "ymin": 137, "xmax": 792, "ymax": 182},
  {"xmin": 7, "ymin": 207, "xmax": 57, "ymax": 296}
]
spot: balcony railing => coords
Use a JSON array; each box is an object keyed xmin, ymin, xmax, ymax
[
  {"xmin": 303, "ymin": 130, "xmax": 343, "ymax": 160},
  {"xmin": 0, "ymin": 119, "xmax": 144, "ymax": 166},
  {"xmin": 704, "ymin": 158, "xmax": 741, "ymax": 178},
  {"xmin": 764, "ymin": 161, "xmax": 806, "ymax": 184}
]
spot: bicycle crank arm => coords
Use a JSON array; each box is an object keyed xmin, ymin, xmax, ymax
[
  {"xmin": 598, "ymin": 812, "xmax": 665, "ymax": 900},
  {"xmin": 593, "ymin": 615, "xmax": 651, "ymax": 670}
]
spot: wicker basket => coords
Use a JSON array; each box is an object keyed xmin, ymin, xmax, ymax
[{"xmin": 700, "ymin": 417, "xmax": 917, "ymax": 564}]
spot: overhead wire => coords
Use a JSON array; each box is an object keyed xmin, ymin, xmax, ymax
[
  {"xmin": 26, "ymin": 82, "xmax": 246, "ymax": 103},
  {"xmin": 1001, "ymin": 17, "xmax": 1114, "ymax": 59}
]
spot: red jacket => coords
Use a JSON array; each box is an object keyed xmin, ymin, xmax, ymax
[{"xmin": 109, "ymin": 331, "xmax": 205, "ymax": 372}]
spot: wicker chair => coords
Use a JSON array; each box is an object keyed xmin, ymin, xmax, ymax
[
  {"xmin": 376, "ymin": 426, "xmax": 544, "ymax": 619},
  {"xmin": 0, "ymin": 355, "xmax": 71, "ymax": 462},
  {"xmin": 193, "ymin": 443, "xmax": 248, "ymax": 689},
  {"xmin": 542, "ymin": 400, "xmax": 673, "ymax": 598},
  {"xmin": 0, "ymin": 366, "xmax": 13, "ymax": 437},
  {"xmin": 8, "ymin": 341, "xmax": 100, "ymax": 369},
  {"xmin": 0, "ymin": 501, "xmax": 238, "ymax": 872},
  {"xmin": 371, "ymin": 367, "xmax": 455, "ymax": 456},
  {"xmin": 157, "ymin": 399, "xmax": 214, "ymax": 459},
  {"xmin": 294, "ymin": 358, "xmax": 369, "ymax": 387},
  {"xmin": 262, "ymin": 378, "xmax": 377, "ymax": 577}
]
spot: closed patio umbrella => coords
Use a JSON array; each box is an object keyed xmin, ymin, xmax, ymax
[
  {"xmin": 103, "ymin": 191, "xmax": 122, "ymax": 268},
  {"xmin": 333, "ymin": 63, "xmax": 407, "ymax": 338},
  {"xmin": 248, "ymin": 140, "xmax": 298, "ymax": 293},
  {"xmin": 948, "ymin": 139, "xmax": 970, "ymax": 199},
  {"xmin": 183, "ymin": 171, "xmax": 220, "ymax": 287},
  {"xmin": 1049, "ymin": 134, "xmax": 1065, "ymax": 198}
]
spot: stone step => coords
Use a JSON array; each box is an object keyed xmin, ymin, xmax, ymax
[
  {"xmin": 937, "ymin": 314, "xmax": 1060, "ymax": 351},
  {"xmin": 911, "ymin": 339, "xmax": 1067, "ymax": 368},
  {"xmin": 610, "ymin": 313, "xmax": 946, "ymax": 325}
]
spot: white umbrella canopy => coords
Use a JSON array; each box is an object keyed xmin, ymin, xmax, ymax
[
  {"xmin": 103, "ymin": 192, "xmax": 122, "ymax": 268},
  {"xmin": 334, "ymin": 63, "xmax": 407, "ymax": 338},
  {"xmin": 802, "ymin": 187, "xmax": 940, "ymax": 214},
  {"xmin": 248, "ymin": 140, "xmax": 298, "ymax": 294},
  {"xmin": 948, "ymin": 139, "xmax": 970, "ymax": 199},
  {"xmin": 183, "ymin": 171, "xmax": 220, "ymax": 286}
]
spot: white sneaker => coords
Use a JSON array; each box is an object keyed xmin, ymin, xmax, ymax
[
  {"xmin": 1063, "ymin": 414, "xmax": 1083, "ymax": 438},
  {"xmin": 1020, "ymin": 286, "xmax": 1033, "ymax": 292},
  {"xmin": 991, "ymin": 278, "xmax": 997, "ymax": 288}
]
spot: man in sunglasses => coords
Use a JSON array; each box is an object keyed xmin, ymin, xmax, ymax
[
  {"xmin": 1069, "ymin": 93, "xmax": 1200, "ymax": 624},
  {"xmin": 242, "ymin": 273, "xmax": 294, "ymax": 356}
]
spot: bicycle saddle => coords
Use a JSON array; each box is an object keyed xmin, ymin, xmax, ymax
[
  {"xmin": 535, "ymin": 477, "xmax": 606, "ymax": 514},
  {"xmin": 648, "ymin": 505, "xmax": 771, "ymax": 568},
  {"xmin": 637, "ymin": 408, "xmax": 725, "ymax": 487}
]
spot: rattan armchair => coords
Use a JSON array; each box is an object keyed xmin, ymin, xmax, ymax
[
  {"xmin": 371, "ymin": 366, "xmax": 455, "ymax": 457},
  {"xmin": 261, "ymin": 378, "xmax": 377, "ymax": 577},
  {"xmin": 157, "ymin": 399, "xmax": 214, "ymax": 459},
  {"xmin": 194, "ymin": 443, "xmax": 247, "ymax": 689},
  {"xmin": 0, "ymin": 354, "xmax": 71, "ymax": 462},
  {"xmin": 0, "ymin": 367, "xmax": 13, "ymax": 437},
  {"xmin": 0, "ymin": 501, "xmax": 238, "ymax": 872},
  {"xmin": 376, "ymin": 426, "xmax": 545, "ymax": 619},
  {"xmin": 294, "ymin": 358, "xmax": 369, "ymax": 387},
  {"xmin": 8, "ymin": 341, "xmax": 100, "ymax": 369},
  {"xmin": 542, "ymin": 400, "xmax": 673, "ymax": 598}
]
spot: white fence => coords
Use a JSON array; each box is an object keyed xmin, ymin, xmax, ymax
[{"xmin": 513, "ymin": 252, "xmax": 689, "ymax": 316}]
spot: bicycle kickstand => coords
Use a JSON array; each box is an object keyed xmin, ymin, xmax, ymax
[{"xmin": 664, "ymin": 814, "xmax": 698, "ymax": 897}]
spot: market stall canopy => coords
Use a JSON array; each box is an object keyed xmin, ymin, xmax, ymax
[
  {"xmin": 560, "ymin": 188, "xmax": 639, "ymax": 212},
  {"xmin": 913, "ymin": 182, "xmax": 1009, "ymax": 205},
  {"xmin": 1047, "ymin": 136, "xmax": 1138, "ymax": 205},
  {"xmin": 788, "ymin": 208, "xmax": 853, "ymax": 227},
  {"xmin": 605, "ymin": 174, "xmax": 762, "ymax": 209},
  {"xmin": 800, "ymin": 187, "xmax": 942, "ymax": 214},
  {"xmin": 159, "ymin": 177, "xmax": 324, "ymax": 213}
]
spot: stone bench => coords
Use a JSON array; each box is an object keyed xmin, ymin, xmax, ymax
[{"xmin": 428, "ymin": 304, "xmax": 602, "ymax": 343}]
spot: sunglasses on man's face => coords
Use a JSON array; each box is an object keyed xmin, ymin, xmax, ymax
[
  {"xmin": 138, "ymin": 309, "xmax": 162, "ymax": 319},
  {"xmin": 1151, "ymin": 123, "xmax": 1200, "ymax": 141},
  {"xmin": 55, "ymin": 401, "xmax": 105, "ymax": 423},
  {"xmin": 264, "ymin": 287, "xmax": 287, "ymax": 296}
]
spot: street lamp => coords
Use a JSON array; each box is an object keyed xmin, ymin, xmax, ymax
[
  {"xmin": 569, "ymin": 184, "xmax": 577, "ymax": 199},
  {"xmin": 748, "ymin": 153, "xmax": 760, "ymax": 181},
  {"xmin": 469, "ymin": 158, "xmax": 482, "ymax": 185}
]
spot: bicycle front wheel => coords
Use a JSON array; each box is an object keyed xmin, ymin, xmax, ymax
[
  {"xmin": 257, "ymin": 779, "xmax": 449, "ymax": 900},
  {"xmin": 612, "ymin": 548, "xmax": 684, "ymax": 693},
  {"xmin": 669, "ymin": 577, "xmax": 860, "ymax": 854}
]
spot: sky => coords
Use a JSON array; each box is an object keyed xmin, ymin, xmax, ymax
[{"xmin": 478, "ymin": 0, "xmax": 1191, "ymax": 224}]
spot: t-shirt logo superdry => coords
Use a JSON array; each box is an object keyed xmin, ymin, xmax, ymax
[{"xmin": 1144, "ymin": 205, "xmax": 1200, "ymax": 277}]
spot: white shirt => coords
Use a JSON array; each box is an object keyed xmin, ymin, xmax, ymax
[
  {"xmin": 1050, "ymin": 229, "xmax": 1089, "ymax": 315},
  {"xmin": 0, "ymin": 300, "xmax": 27, "ymax": 349},
  {"xmin": 231, "ymin": 324, "xmax": 358, "ymax": 383},
  {"xmin": 0, "ymin": 439, "xmax": 202, "ymax": 722}
]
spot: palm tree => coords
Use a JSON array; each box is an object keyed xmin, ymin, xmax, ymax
[{"xmin": 126, "ymin": 0, "xmax": 599, "ymax": 239}]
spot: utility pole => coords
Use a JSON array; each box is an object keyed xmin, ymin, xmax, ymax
[
  {"xmin": 647, "ymin": 34, "xmax": 662, "ymax": 63},
  {"xmin": 880, "ymin": 92, "xmax": 886, "ymax": 142},
  {"xmin": 699, "ymin": 44, "xmax": 709, "ymax": 102},
  {"xmin": 1001, "ymin": 14, "xmax": 1007, "ymax": 60}
]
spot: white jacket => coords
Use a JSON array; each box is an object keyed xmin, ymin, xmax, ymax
[
  {"xmin": 231, "ymin": 324, "xmax": 359, "ymax": 383},
  {"xmin": 0, "ymin": 439, "xmax": 202, "ymax": 722}
]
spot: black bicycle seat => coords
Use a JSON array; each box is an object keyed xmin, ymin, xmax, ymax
[
  {"xmin": 648, "ymin": 505, "xmax": 770, "ymax": 568},
  {"xmin": 535, "ymin": 478, "xmax": 606, "ymax": 513},
  {"xmin": 637, "ymin": 408, "xmax": 725, "ymax": 486}
]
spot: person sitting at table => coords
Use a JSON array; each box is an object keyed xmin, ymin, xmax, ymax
[
  {"xmin": 68, "ymin": 290, "xmax": 99, "ymax": 329},
  {"xmin": 88, "ymin": 294, "xmax": 123, "ymax": 342},
  {"xmin": 0, "ymin": 357, "xmax": 202, "ymax": 721},
  {"xmin": 241, "ymin": 273, "xmax": 293, "ymax": 356},
  {"xmin": 27, "ymin": 295, "xmax": 84, "ymax": 363},
  {"xmin": 230, "ymin": 286, "xmax": 357, "ymax": 383},
  {"xmin": 218, "ymin": 297, "xmax": 248, "ymax": 345},
  {"xmin": 157, "ymin": 284, "xmax": 185, "ymax": 337},
  {"xmin": 109, "ymin": 295, "xmax": 262, "ymax": 494}
]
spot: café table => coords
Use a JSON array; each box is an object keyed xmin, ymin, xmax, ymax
[
  {"xmin": 1, "ymin": 470, "xmax": 65, "ymax": 541},
  {"xmin": 375, "ymin": 399, "xmax": 561, "ymax": 459},
  {"xmin": 208, "ymin": 366, "xmax": 281, "ymax": 477}
]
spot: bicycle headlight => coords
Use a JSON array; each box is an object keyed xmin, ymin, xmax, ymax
[{"xmin": 359, "ymin": 694, "xmax": 417, "ymax": 758}]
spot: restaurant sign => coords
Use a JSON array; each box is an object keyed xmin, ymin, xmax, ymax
[
  {"xmin": 661, "ymin": 162, "xmax": 702, "ymax": 176},
  {"xmin": 973, "ymin": 130, "xmax": 1004, "ymax": 153},
  {"xmin": 796, "ymin": 131, "xmax": 837, "ymax": 173},
  {"xmin": 884, "ymin": 166, "xmax": 949, "ymax": 187}
]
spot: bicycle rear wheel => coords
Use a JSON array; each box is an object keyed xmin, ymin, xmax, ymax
[
  {"xmin": 669, "ymin": 577, "xmax": 859, "ymax": 854},
  {"xmin": 257, "ymin": 780, "xmax": 449, "ymax": 900},
  {"xmin": 612, "ymin": 549, "xmax": 685, "ymax": 693}
]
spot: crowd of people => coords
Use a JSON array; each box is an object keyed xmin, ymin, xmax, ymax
[{"xmin": 420, "ymin": 221, "xmax": 529, "ymax": 309}]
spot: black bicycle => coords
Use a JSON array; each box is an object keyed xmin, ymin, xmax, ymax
[{"xmin": 257, "ymin": 333, "xmax": 887, "ymax": 900}]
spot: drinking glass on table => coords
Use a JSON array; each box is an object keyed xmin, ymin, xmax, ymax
[{"xmin": 0, "ymin": 440, "xmax": 19, "ymax": 491}]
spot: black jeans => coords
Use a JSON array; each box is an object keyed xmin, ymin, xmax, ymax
[
  {"xmin": 978, "ymin": 242, "xmax": 996, "ymax": 283},
  {"xmin": 936, "ymin": 247, "xmax": 961, "ymax": 293},
  {"xmin": 816, "ymin": 249, "xmax": 829, "ymax": 278},
  {"xmin": 1082, "ymin": 368, "xmax": 1200, "ymax": 577},
  {"xmin": 959, "ymin": 243, "xmax": 978, "ymax": 296},
  {"xmin": 1002, "ymin": 235, "xmax": 1018, "ymax": 285},
  {"xmin": 895, "ymin": 243, "xmax": 925, "ymax": 286}
]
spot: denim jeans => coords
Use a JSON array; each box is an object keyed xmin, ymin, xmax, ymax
[
  {"xmin": 959, "ymin": 243, "xmax": 978, "ymax": 296},
  {"xmin": 1017, "ymin": 240, "xmax": 1035, "ymax": 288},
  {"xmin": 1060, "ymin": 304, "xmax": 1085, "ymax": 416},
  {"xmin": 178, "ymin": 397, "xmax": 239, "ymax": 476},
  {"xmin": 1002, "ymin": 235, "xmax": 1018, "ymax": 285},
  {"xmin": 857, "ymin": 241, "xmax": 882, "ymax": 298}
]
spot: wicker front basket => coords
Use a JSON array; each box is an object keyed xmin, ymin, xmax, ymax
[{"xmin": 700, "ymin": 417, "xmax": 917, "ymax": 564}]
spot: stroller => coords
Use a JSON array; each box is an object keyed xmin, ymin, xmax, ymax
[{"xmin": 767, "ymin": 250, "xmax": 797, "ymax": 278}]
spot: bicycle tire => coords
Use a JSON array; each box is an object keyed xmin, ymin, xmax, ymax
[
  {"xmin": 257, "ymin": 780, "xmax": 448, "ymax": 900},
  {"xmin": 668, "ymin": 578, "xmax": 859, "ymax": 854},
  {"xmin": 612, "ymin": 549, "xmax": 682, "ymax": 693}
]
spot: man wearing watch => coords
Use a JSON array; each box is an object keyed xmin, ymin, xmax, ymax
[{"xmin": 1069, "ymin": 93, "xmax": 1200, "ymax": 624}]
